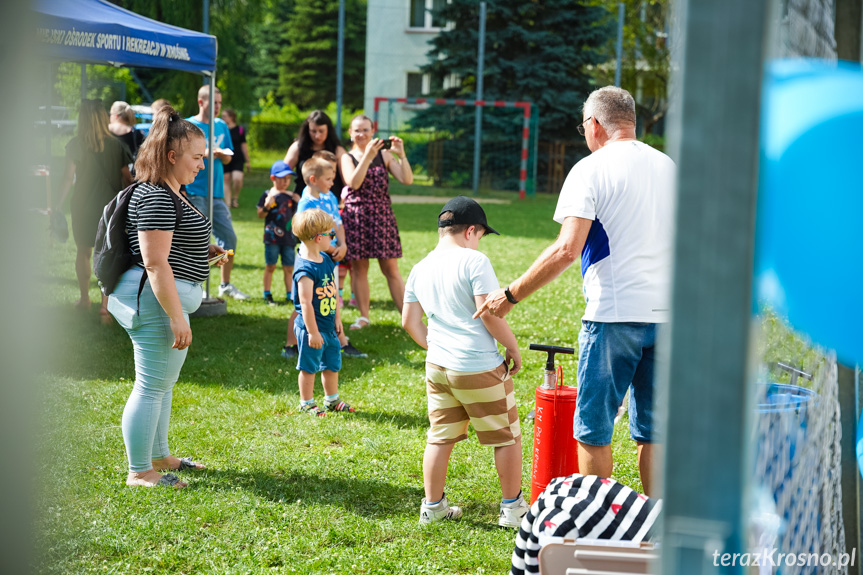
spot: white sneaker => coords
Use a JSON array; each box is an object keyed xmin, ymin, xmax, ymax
[
  {"xmin": 499, "ymin": 492, "xmax": 529, "ymax": 528},
  {"xmin": 218, "ymin": 283, "xmax": 250, "ymax": 300},
  {"xmin": 419, "ymin": 495, "xmax": 463, "ymax": 524}
]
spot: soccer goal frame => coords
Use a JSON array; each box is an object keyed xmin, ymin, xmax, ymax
[{"xmin": 373, "ymin": 97, "xmax": 535, "ymax": 199}]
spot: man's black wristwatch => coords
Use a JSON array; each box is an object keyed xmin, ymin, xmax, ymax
[{"xmin": 504, "ymin": 286, "xmax": 519, "ymax": 304}]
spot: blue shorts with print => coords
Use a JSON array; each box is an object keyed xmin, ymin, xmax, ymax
[
  {"xmin": 264, "ymin": 243, "xmax": 296, "ymax": 267},
  {"xmin": 294, "ymin": 325, "xmax": 342, "ymax": 374},
  {"xmin": 574, "ymin": 320, "xmax": 659, "ymax": 446}
]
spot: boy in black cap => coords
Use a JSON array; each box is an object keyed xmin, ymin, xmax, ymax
[{"xmin": 402, "ymin": 196, "xmax": 528, "ymax": 528}]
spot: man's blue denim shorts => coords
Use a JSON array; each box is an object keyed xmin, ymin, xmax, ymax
[{"xmin": 574, "ymin": 320, "xmax": 659, "ymax": 446}]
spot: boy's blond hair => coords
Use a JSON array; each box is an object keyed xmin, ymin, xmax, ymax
[
  {"xmin": 312, "ymin": 149, "xmax": 337, "ymax": 165},
  {"xmin": 301, "ymin": 156, "xmax": 334, "ymax": 182},
  {"xmin": 292, "ymin": 208, "xmax": 335, "ymax": 242}
]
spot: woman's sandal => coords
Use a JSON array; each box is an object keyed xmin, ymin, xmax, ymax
[
  {"xmin": 153, "ymin": 456, "xmax": 205, "ymax": 472},
  {"xmin": 127, "ymin": 472, "xmax": 186, "ymax": 489},
  {"xmin": 230, "ymin": 198, "xmax": 239, "ymax": 208},
  {"xmin": 349, "ymin": 316, "xmax": 370, "ymax": 330}
]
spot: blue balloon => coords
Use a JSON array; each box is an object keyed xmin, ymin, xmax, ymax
[{"xmin": 756, "ymin": 60, "xmax": 863, "ymax": 366}]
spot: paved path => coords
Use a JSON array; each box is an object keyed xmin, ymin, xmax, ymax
[{"xmin": 390, "ymin": 195, "xmax": 512, "ymax": 204}]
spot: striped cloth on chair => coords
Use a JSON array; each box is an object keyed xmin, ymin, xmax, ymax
[{"xmin": 511, "ymin": 474, "xmax": 662, "ymax": 575}]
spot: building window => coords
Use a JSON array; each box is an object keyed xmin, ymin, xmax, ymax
[
  {"xmin": 406, "ymin": 72, "xmax": 452, "ymax": 98},
  {"xmin": 406, "ymin": 73, "xmax": 425, "ymax": 98},
  {"xmin": 409, "ymin": 0, "xmax": 446, "ymax": 29}
]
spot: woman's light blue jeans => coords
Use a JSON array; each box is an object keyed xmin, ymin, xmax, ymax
[{"xmin": 112, "ymin": 266, "xmax": 202, "ymax": 472}]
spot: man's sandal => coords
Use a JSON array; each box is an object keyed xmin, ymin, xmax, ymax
[{"xmin": 349, "ymin": 316, "xmax": 370, "ymax": 330}]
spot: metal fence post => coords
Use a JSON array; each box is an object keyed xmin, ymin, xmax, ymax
[{"xmin": 658, "ymin": 0, "xmax": 767, "ymax": 572}]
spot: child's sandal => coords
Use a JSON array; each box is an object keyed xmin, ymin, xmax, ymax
[
  {"xmin": 325, "ymin": 400, "xmax": 355, "ymax": 413},
  {"xmin": 300, "ymin": 403, "xmax": 326, "ymax": 417}
]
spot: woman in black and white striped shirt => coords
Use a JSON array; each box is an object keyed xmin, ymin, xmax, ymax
[{"xmin": 108, "ymin": 105, "xmax": 227, "ymax": 489}]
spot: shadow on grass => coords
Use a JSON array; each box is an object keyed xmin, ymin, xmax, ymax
[
  {"xmin": 197, "ymin": 467, "xmax": 424, "ymax": 519},
  {"xmin": 351, "ymin": 409, "xmax": 428, "ymax": 430},
  {"xmin": 46, "ymin": 302, "xmax": 422, "ymax": 394}
]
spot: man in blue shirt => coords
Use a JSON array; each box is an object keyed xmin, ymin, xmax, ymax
[{"xmin": 186, "ymin": 85, "xmax": 249, "ymax": 300}]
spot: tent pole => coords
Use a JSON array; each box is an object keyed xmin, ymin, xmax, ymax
[
  {"xmin": 80, "ymin": 63, "xmax": 86, "ymax": 100},
  {"xmin": 206, "ymin": 72, "xmax": 215, "ymax": 299},
  {"xmin": 336, "ymin": 0, "xmax": 345, "ymax": 136}
]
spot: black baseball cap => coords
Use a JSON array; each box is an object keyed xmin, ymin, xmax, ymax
[{"xmin": 438, "ymin": 195, "xmax": 500, "ymax": 235}]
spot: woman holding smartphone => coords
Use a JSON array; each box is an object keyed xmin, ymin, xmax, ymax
[
  {"xmin": 339, "ymin": 114, "xmax": 413, "ymax": 330},
  {"xmin": 110, "ymin": 105, "xmax": 227, "ymax": 489}
]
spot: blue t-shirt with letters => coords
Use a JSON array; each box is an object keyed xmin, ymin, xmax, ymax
[{"xmin": 292, "ymin": 252, "xmax": 337, "ymax": 334}]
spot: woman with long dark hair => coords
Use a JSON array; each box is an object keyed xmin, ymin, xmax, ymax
[
  {"xmin": 57, "ymin": 99, "xmax": 133, "ymax": 316},
  {"xmin": 284, "ymin": 109, "xmax": 346, "ymax": 198},
  {"xmin": 109, "ymin": 105, "xmax": 227, "ymax": 488}
]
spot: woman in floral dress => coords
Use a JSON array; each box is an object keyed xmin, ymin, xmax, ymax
[{"xmin": 339, "ymin": 115, "xmax": 413, "ymax": 329}]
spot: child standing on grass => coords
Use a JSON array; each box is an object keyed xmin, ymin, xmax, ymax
[
  {"xmin": 281, "ymin": 157, "xmax": 366, "ymax": 360},
  {"xmin": 312, "ymin": 150, "xmax": 353, "ymax": 309},
  {"xmin": 292, "ymin": 208, "xmax": 354, "ymax": 415},
  {"xmin": 402, "ymin": 196, "xmax": 529, "ymax": 528},
  {"xmin": 257, "ymin": 160, "xmax": 297, "ymax": 305}
]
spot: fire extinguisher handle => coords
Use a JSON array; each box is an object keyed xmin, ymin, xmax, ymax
[{"xmin": 529, "ymin": 343, "xmax": 575, "ymax": 372}]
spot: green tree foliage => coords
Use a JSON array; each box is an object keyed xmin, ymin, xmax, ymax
[
  {"xmin": 589, "ymin": 0, "xmax": 671, "ymax": 135},
  {"xmin": 416, "ymin": 0, "xmax": 612, "ymax": 141},
  {"xmin": 277, "ymin": 0, "xmax": 366, "ymax": 110},
  {"xmin": 54, "ymin": 63, "xmax": 141, "ymax": 113},
  {"xmin": 248, "ymin": 0, "xmax": 295, "ymax": 105},
  {"xmin": 110, "ymin": 0, "xmax": 264, "ymax": 116},
  {"xmin": 50, "ymin": 1, "xmax": 364, "ymax": 123}
]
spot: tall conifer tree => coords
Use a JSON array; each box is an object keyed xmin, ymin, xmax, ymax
[
  {"xmin": 416, "ymin": 0, "xmax": 612, "ymax": 141},
  {"xmin": 277, "ymin": 0, "xmax": 367, "ymax": 109}
]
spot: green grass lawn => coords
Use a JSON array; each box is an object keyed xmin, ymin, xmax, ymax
[{"xmin": 36, "ymin": 169, "xmax": 641, "ymax": 574}]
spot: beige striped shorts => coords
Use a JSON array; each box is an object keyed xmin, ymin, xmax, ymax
[{"xmin": 425, "ymin": 361, "xmax": 521, "ymax": 447}]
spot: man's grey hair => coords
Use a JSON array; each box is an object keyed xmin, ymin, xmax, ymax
[{"xmin": 583, "ymin": 86, "xmax": 636, "ymax": 134}]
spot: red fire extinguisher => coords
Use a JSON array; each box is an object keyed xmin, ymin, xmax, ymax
[{"xmin": 529, "ymin": 344, "xmax": 579, "ymax": 504}]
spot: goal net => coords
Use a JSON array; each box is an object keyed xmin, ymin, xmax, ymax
[{"xmin": 373, "ymin": 97, "xmax": 537, "ymax": 198}]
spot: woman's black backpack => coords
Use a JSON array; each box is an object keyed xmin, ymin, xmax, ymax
[{"xmin": 93, "ymin": 183, "xmax": 183, "ymax": 296}]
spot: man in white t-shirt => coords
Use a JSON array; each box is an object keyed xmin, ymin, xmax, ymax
[
  {"xmin": 475, "ymin": 86, "xmax": 676, "ymax": 496},
  {"xmin": 402, "ymin": 196, "xmax": 529, "ymax": 528}
]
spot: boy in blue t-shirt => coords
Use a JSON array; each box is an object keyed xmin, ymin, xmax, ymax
[
  {"xmin": 296, "ymin": 157, "xmax": 345, "ymax": 259},
  {"xmin": 280, "ymin": 157, "xmax": 367, "ymax": 360},
  {"xmin": 257, "ymin": 160, "xmax": 297, "ymax": 305},
  {"xmin": 291, "ymin": 209, "xmax": 354, "ymax": 416}
]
